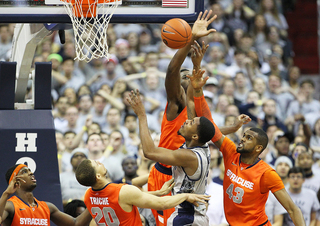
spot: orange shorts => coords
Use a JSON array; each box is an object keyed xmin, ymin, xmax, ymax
[{"xmin": 148, "ymin": 163, "xmax": 175, "ymax": 226}]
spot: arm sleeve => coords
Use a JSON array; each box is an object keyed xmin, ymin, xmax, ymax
[
  {"xmin": 219, "ymin": 136, "xmax": 237, "ymax": 159},
  {"xmin": 194, "ymin": 95, "xmax": 222, "ymax": 142},
  {"xmin": 260, "ymin": 169, "xmax": 285, "ymax": 194}
]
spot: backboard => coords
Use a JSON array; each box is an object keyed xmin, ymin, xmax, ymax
[{"xmin": 0, "ymin": 0, "xmax": 204, "ymax": 24}]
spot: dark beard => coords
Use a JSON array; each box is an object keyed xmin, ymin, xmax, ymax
[{"xmin": 236, "ymin": 147, "xmax": 251, "ymax": 153}]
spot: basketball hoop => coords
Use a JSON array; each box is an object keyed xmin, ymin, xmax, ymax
[{"xmin": 62, "ymin": 0, "xmax": 120, "ymax": 62}]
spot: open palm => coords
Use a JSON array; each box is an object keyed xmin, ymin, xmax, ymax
[
  {"xmin": 192, "ymin": 10, "xmax": 217, "ymax": 39},
  {"xmin": 187, "ymin": 69, "xmax": 208, "ymax": 90}
]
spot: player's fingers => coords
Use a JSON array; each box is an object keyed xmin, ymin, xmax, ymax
[
  {"xmin": 201, "ymin": 10, "xmax": 208, "ymax": 20},
  {"xmin": 208, "ymin": 14, "xmax": 217, "ymax": 24},
  {"xmin": 197, "ymin": 11, "xmax": 202, "ymax": 21},
  {"xmin": 205, "ymin": 10, "xmax": 212, "ymax": 21}
]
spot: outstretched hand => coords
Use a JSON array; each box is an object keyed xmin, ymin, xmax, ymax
[
  {"xmin": 191, "ymin": 41, "xmax": 209, "ymax": 67},
  {"xmin": 186, "ymin": 194, "xmax": 210, "ymax": 207},
  {"xmin": 192, "ymin": 10, "xmax": 217, "ymax": 39},
  {"xmin": 186, "ymin": 69, "xmax": 208, "ymax": 91},
  {"xmin": 126, "ymin": 90, "xmax": 146, "ymax": 117}
]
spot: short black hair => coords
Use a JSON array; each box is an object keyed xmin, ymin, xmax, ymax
[
  {"xmin": 75, "ymin": 159, "xmax": 97, "ymax": 186},
  {"xmin": 64, "ymin": 131, "xmax": 76, "ymax": 137},
  {"xmin": 249, "ymin": 128, "xmax": 269, "ymax": 152},
  {"xmin": 64, "ymin": 199, "xmax": 86, "ymax": 217},
  {"xmin": 300, "ymin": 79, "xmax": 315, "ymax": 88},
  {"xmin": 288, "ymin": 167, "xmax": 305, "ymax": 178},
  {"xmin": 124, "ymin": 113, "xmax": 137, "ymax": 122},
  {"xmin": 5, "ymin": 164, "xmax": 20, "ymax": 184},
  {"xmin": 197, "ymin": 117, "xmax": 215, "ymax": 144}
]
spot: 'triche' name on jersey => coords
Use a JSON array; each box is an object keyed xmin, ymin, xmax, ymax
[
  {"xmin": 20, "ymin": 218, "xmax": 48, "ymax": 225},
  {"xmin": 226, "ymin": 169, "xmax": 254, "ymax": 190},
  {"xmin": 90, "ymin": 197, "xmax": 109, "ymax": 205}
]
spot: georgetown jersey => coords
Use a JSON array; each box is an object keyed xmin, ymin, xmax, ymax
[{"xmin": 171, "ymin": 144, "xmax": 210, "ymax": 216}]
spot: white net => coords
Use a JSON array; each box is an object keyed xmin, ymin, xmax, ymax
[{"xmin": 62, "ymin": 0, "xmax": 120, "ymax": 62}]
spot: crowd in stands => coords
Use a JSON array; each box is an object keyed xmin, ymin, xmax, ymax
[{"xmin": 1, "ymin": 0, "xmax": 320, "ymax": 225}]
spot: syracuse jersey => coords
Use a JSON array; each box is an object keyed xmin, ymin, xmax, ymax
[
  {"xmin": 84, "ymin": 183, "xmax": 142, "ymax": 226},
  {"xmin": 148, "ymin": 104, "xmax": 187, "ymax": 226},
  {"xmin": 220, "ymin": 137, "xmax": 284, "ymax": 226},
  {"xmin": 8, "ymin": 196, "xmax": 50, "ymax": 226}
]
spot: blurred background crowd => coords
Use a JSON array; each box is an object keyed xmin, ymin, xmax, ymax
[{"xmin": 1, "ymin": 0, "xmax": 320, "ymax": 225}]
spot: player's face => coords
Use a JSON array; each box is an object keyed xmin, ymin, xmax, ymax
[
  {"xmin": 180, "ymin": 70, "xmax": 191, "ymax": 92},
  {"xmin": 90, "ymin": 160, "xmax": 107, "ymax": 177},
  {"xmin": 178, "ymin": 117, "xmax": 200, "ymax": 139},
  {"xmin": 237, "ymin": 130, "xmax": 258, "ymax": 153},
  {"xmin": 17, "ymin": 167, "xmax": 37, "ymax": 191}
]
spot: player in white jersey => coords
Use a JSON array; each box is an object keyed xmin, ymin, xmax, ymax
[
  {"xmin": 168, "ymin": 144, "xmax": 210, "ymax": 225},
  {"xmin": 284, "ymin": 167, "xmax": 320, "ymax": 226}
]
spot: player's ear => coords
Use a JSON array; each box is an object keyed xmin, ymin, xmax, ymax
[
  {"xmin": 192, "ymin": 134, "xmax": 199, "ymax": 141},
  {"xmin": 255, "ymin": 145, "xmax": 263, "ymax": 153}
]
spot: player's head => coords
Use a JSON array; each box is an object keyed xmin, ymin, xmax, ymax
[
  {"xmin": 76, "ymin": 159, "xmax": 107, "ymax": 187},
  {"xmin": 5, "ymin": 164, "xmax": 37, "ymax": 191},
  {"xmin": 237, "ymin": 128, "xmax": 268, "ymax": 155},
  {"xmin": 180, "ymin": 68, "xmax": 191, "ymax": 92},
  {"xmin": 178, "ymin": 117, "xmax": 215, "ymax": 145}
]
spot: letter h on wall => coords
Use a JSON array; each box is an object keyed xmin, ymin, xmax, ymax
[{"xmin": 15, "ymin": 133, "xmax": 37, "ymax": 152}]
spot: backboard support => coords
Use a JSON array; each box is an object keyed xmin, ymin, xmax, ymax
[{"xmin": 0, "ymin": 0, "xmax": 204, "ymax": 23}]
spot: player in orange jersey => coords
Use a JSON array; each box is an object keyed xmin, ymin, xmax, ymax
[
  {"xmin": 0, "ymin": 164, "xmax": 92, "ymax": 226},
  {"xmin": 75, "ymin": 159, "xmax": 210, "ymax": 226},
  {"xmin": 188, "ymin": 67, "xmax": 306, "ymax": 226},
  {"xmin": 147, "ymin": 10, "xmax": 218, "ymax": 226}
]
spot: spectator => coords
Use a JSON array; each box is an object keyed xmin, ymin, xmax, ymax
[
  {"xmin": 296, "ymin": 151, "xmax": 320, "ymax": 194},
  {"xmin": 53, "ymin": 96, "xmax": 70, "ymax": 129},
  {"xmin": 60, "ymin": 148, "xmax": 88, "ymax": 206},
  {"xmin": 77, "ymin": 94, "xmax": 93, "ymax": 128},
  {"xmin": 233, "ymin": 71, "xmax": 250, "ymax": 103},
  {"xmin": 225, "ymin": 0, "xmax": 255, "ymax": 32},
  {"xmin": 113, "ymin": 156, "xmax": 139, "ymax": 184},
  {"xmin": 0, "ymin": 24, "xmax": 12, "ymax": 60},
  {"xmin": 104, "ymin": 130, "xmax": 128, "ymax": 181},
  {"xmin": 60, "ymin": 131, "xmax": 77, "ymax": 173},
  {"xmin": 124, "ymin": 113, "xmax": 140, "ymax": 157},
  {"xmin": 258, "ymin": 0, "xmax": 288, "ymax": 37},
  {"xmin": 266, "ymin": 156, "xmax": 292, "ymax": 224},
  {"xmin": 284, "ymin": 167, "xmax": 320, "ymax": 226},
  {"xmin": 90, "ymin": 93, "xmax": 109, "ymax": 127},
  {"xmin": 250, "ymin": 14, "xmax": 269, "ymax": 47},
  {"xmin": 259, "ymin": 98, "xmax": 287, "ymax": 132},
  {"xmin": 56, "ymin": 106, "xmax": 81, "ymax": 134},
  {"xmin": 209, "ymin": 3, "xmax": 234, "ymax": 44},
  {"xmin": 64, "ymin": 199, "xmax": 87, "ymax": 218},
  {"xmin": 102, "ymin": 107, "xmax": 129, "ymax": 139},
  {"xmin": 57, "ymin": 58, "xmax": 86, "ymax": 95},
  {"xmin": 268, "ymin": 131, "xmax": 294, "ymax": 166}
]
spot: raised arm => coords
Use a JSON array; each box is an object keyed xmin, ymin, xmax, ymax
[
  {"xmin": 127, "ymin": 90, "xmax": 198, "ymax": 172},
  {"xmin": 273, "ymin": 188, "xmax": 306, "ymax": 226},
  {"xmin": 0, "ymin": 174, "xmax": 26, "ymax": 224},
  {"xmin": 165, "ymin": 10, "xmax": 216, "ymax": 104},
  {"xmin": 120, "ymin": 184, "xmax": 210, "ymax": 211}
]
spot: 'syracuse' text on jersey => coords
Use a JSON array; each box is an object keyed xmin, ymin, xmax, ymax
[
  {"xmin": 84, "ymin": 183, "xmax": 142, "ymax": 226},
  {"xmin": 8, "ymin": 196, "xmax": 50, "ymax": 226},
  {"xmin": 220, "ymin": 137, "xmax": 284, "ymax": 226},
  {"xmin": 168, "ymin": 143, "xmax": 210, "ymax": 225}
]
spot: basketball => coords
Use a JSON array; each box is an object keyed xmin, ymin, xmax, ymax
[{"xmin": 161, "ymin": 18, "xmax": 192, "ymax": 49}]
